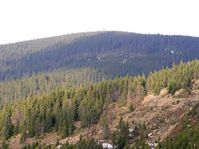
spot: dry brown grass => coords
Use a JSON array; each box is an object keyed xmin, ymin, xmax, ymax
[{"xmin": 7, "ymin": 87, "xmax": 199, "ymax": 148}]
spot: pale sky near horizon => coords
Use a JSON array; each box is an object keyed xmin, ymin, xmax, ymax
[{"xmin": 0, "ymin": 0, "xmax": 199, "ymax": 44}]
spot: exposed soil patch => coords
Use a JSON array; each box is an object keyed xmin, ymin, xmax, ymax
[{"xmin": 7, "ymin": 89, "xmax": 199, "ymax": 148}]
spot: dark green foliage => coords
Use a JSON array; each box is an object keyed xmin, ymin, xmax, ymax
[
  {"xmin": 128, "ymin": 104, "xmax": 135, "ymax": 112},
  {"xmin": 0, "ymin": 107, "xmax": 14, "ymax": 140},
  {"xmin": 167, "ymin": 80, "xmax": 177, "ymax": 95},
  {"xmin": 1, "ymin": 140, "xmax": 9, "ymax": 149},
  {"xmin": 21, "ymin": 142, "xmax": 55, "ymax": 149},
  {"xmin": 112, "ymin": 118, "xmax": 129, "ymax": 149},
  {"xmin": 70, "ymin": 137, "xmax": 102, "ymax": 149},
  {"xmin": 147, "ymin": 60, "xmax": 199, "ymax": 95},
  {"xmin": 112, "ymin": 122, "xmax": 150, "ymax": 149},
  {"xmin": 21, "ymin": 138, "xmax": 102, "ymax": 149}
]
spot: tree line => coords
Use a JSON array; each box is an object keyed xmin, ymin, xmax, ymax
[{"xmin": 0, "ymin": 68, "xmax": 107, "ymax": 105}]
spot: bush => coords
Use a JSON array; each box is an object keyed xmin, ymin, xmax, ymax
[{"xmin": 128, "ymin": 104, "xmax": 135, "ymax": 112}]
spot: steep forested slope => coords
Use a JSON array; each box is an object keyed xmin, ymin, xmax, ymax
[
  {"xmin": 0, "ymin": 60, "xmax": 199, "ymax": 149},
  {"xmin": 1, "ymin": 31, "xmax": 199, "ymax": 81}
]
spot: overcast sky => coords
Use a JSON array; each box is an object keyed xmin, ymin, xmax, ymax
[{"xmin": 0, "ymin": 0, "xmax": 198, "ymax": 44}]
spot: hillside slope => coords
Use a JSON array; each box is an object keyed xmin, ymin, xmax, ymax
[
  {"xmin": 0, "ymin": 60, "xmax": 199, "ymax": 149},
  {"xmin": 1, "ymin": 31, "xmax": 199, "ymax": 81},
  {"xmin": 6, "ymin": 91, "xmax": 199, "ymax": 149}
]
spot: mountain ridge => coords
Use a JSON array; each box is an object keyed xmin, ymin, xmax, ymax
[
  {"xmin": 1, "ymin": 31, "xmax": 199, "ymax": 46},
  {"xmin": 1, "ymin": 31, "xmax": 199, "ymax": 81}
]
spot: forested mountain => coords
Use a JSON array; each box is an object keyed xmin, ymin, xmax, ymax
[
  {"xmin": 1, "ymin": 31, "xmax": 199, "ymax": 148},
  {"xmin": 1, "ymin": 31, "xmax": 199, "ymax": 81},
  {"xmin": 0, "ymin": 60, "xmax": 199, "ymax": 149}
]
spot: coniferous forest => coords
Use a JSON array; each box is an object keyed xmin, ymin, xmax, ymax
[
  {"xmin": 1, "ymin": 32, "xmax": 199, "ymax": 81},
  {"xmin": 1, "ymin": 31, "xmax": 199, "ymax": 104},
  {"xmin": 0, "ymin": 32, "xmax": 199, "ymax": 149},
  {"xmin": 0, "ymin": 60, "xmax": 199, "ymax": 149}
]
